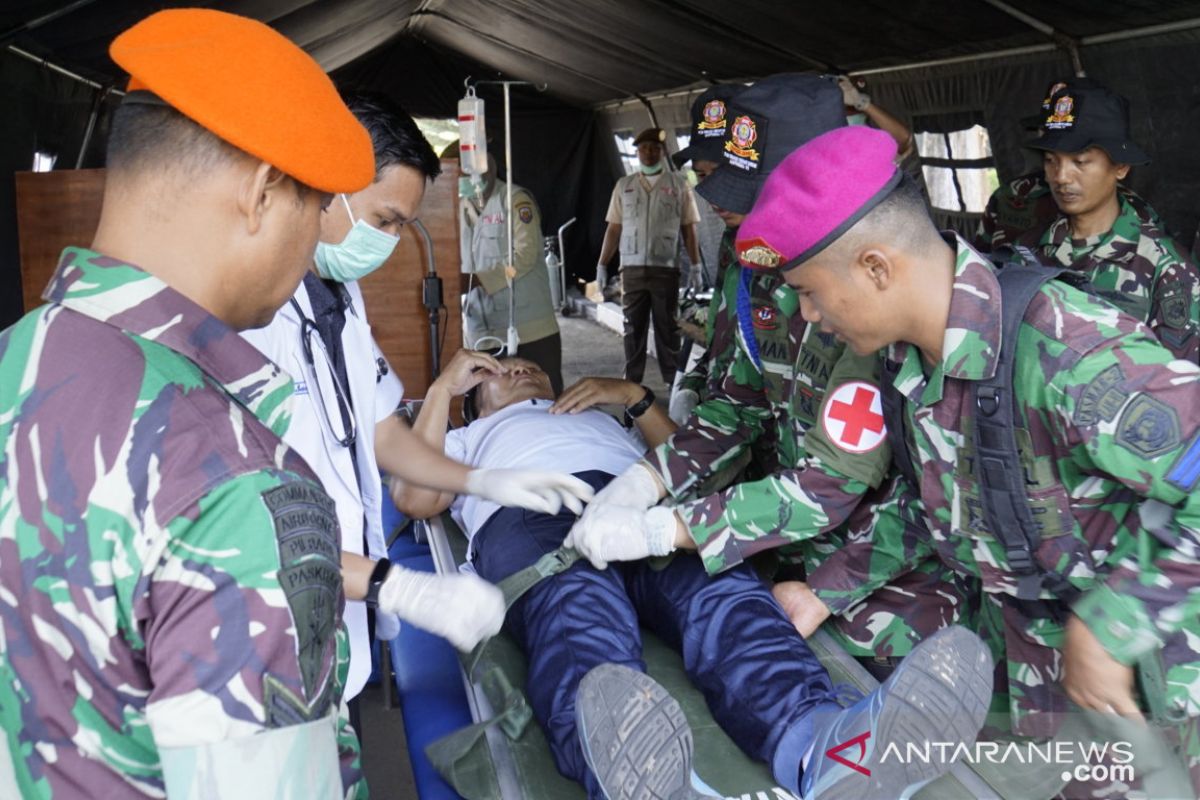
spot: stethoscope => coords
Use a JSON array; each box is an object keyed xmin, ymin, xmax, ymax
[{"xmin": 290, "ymin": 298, "xmax": 358, "ymax": 449}]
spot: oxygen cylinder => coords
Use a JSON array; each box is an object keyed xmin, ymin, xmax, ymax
[
  {"xmin": 544, "ymin": 236, "xmax": 563, "ymax": 310},
  {"xmin": 458, "ymin": 88, "xmax": 488, "ymax": 177}
]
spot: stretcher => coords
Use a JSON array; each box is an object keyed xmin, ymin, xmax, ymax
[{"xmin": 395, "ymin": 512, "xmax": 1033, "ymax": 800}]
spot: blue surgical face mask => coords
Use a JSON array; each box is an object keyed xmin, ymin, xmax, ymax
[
  {"xmin": 639, "ymin": 160, "xmax": 664, "ymax": 175},
  {"xmin": 845, "ymin": 113, "xmax": 868, "ymax": 126},
  {"xmin": 313, "ymin": 194, "xmax": 401, "ymax": 282}
]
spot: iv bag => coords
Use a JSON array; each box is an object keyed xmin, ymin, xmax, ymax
[{"xmin": 458, "ymin": 88, "xmax": 488, "ymax": 177}]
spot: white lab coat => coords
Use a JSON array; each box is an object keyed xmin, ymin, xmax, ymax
[{"xmin": 242, "ymin": 277, "xmax": 403, "ymax": 701}]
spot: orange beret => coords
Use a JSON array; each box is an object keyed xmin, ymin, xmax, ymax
[{"xmin": 110, "ymin": 8, "xmax": 373, "ymax": 194}]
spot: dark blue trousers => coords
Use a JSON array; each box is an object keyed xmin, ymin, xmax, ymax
[{"xmin": 471, "ymin": 471, "xmax": 834, "ymax": 798}]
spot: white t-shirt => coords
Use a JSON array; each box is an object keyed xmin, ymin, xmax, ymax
[{"xmin": 444, "ymin": 398, "xmax": 646, "ymax": 539}]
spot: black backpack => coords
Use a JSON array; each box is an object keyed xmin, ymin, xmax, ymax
[{"xmin": 880, "ymin": 247, "xmax": 1081, "ymax": 605}]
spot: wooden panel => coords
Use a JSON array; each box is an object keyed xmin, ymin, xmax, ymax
[
  {"xmin": 14, "ymin": 163, "xmax": 464, "ymax": 398},
  {"xmin": 15, "ymin": 169, "xmax": 105, "ymax": 313},
  {"xmin": 359, "ymin": 159, "xmax": 463, "ymax": 397}
]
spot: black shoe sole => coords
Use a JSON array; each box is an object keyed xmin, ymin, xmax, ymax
[
  {"xmin": 576, "ymin": 664, "xmax": 704, "ymax": 800},
  {"xmin": 819, "ymin": 625, "xmax": 994, "ymax": 800}
]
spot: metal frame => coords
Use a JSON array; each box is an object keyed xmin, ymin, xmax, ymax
[
  {"xmin": 424, "ymin": 515, "xmax": 526, "ymax": 800},
  {"xmin": 851, "ymin": 16, "xmax": 1200, "ymax": 77}
]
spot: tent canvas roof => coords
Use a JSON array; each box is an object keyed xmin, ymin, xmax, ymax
[{"xmin": 6, "ymin": 0, "xmax": 1200, "ymax": 107}]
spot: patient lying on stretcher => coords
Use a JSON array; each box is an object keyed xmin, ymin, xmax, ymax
[{"xmin": 392, "ymin": 350, "xmax": 992, "ymax": 800}]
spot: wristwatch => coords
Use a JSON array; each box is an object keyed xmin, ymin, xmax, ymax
[
  {"xmin": 363, "ymin": 557, "xmax": 392, "ymax": 608},
  {"xmin": 624, "ymin": 386, "xmax": 655, "ymax": 426}
]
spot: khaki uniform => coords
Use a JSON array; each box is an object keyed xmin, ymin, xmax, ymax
[
  {"xmin": 462, "ymin": 184, "xmax": 561, "ymax": 387},
  {"xmin": 606, "ymin": 171, "xmax": 700, "ymax": 383}
]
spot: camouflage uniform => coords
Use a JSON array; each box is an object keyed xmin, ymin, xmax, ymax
[
  {"xmin": 975, "ymin": 172, "xmax": 1060, "ymax": 254},
  {"xmin": 975, "ymin": 173, "xmax": 1161, "ymax": 255},
  {"xmin": 811, "ymin": 235, "xmax": 1200, "ymax": 786},
  {"xmin": 0, "ymin": 249, "xmax": 363, "ymax": 798},
  {"xmin": 677, "ymin": 227, "xmax": 742, "ymax": 399},
  {"xmin": 651, "ymin": 266, "xmax": 973, "ymax": 658},
  {"xmin": 1018, "ymin": 192, "xmax": 1200, "ymax": 362},
  {"xmin": 974, "ymin": 173, "xmax": 1161, "ymax": 255}
]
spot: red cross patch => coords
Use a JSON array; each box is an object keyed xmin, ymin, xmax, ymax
[{"xmin": 821, "ymin": 381, "xmax": 886, "ymax": 453}]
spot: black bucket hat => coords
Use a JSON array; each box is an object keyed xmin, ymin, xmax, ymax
[
  {"xmin": 697, "ymin": 73, "xmax": 846, "ymax": 215},
  {"xmin": 1026, "ymin": 82, "xmax": 1150, "ymax": 165},
  {"xmin": 1019, "ymin": 76, "xmax": 1104, "ymax": 131},
  {"xmin": 673, "ymin": 84, "xmax": 739, "ymax": 168}
]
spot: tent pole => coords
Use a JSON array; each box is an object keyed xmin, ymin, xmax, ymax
[
  {"xmin": 75, "ymin": 84, "xmax": 112, "ymax": 169},
  {"xmin": 1081, "ymin": 17, "xmax": 1200, "ymax": 45},
  {"xmin": 851, "ymin": 16, "xmax": 1200, "ymax": 78},
  {"xmin": 979, "ymin": 0, "xmax": 1085, "ymax": 74},
  {"xmin": 0, "ymin": 0, "xmax": 101, "ymax": 48},
  {"xmin": 6, "ymin": 45, "xmax": 123, "ymax": 93},
  {"xmin": 634, "ymin": 94, "xmax": 660, "ymax": 129},
  {"xmin": 850, "ymin": 43, "xmax": 1059, "ymax": 77},
  {"xmin": 979, "ymin": 0, "xmax": 1055, "ymax": 36}
]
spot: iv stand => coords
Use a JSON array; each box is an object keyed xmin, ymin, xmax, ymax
[{"xmin": 466, "ymin": 78, "xmax": 545, "ymax": 355}]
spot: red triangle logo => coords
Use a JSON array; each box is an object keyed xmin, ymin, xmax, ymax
[{"xmin": 825, "ymin": 730, "xmax": 871, "ymax": 777}]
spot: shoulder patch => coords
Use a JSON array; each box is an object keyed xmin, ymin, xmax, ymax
[
  {"xmin": 1167, "ymin": 432, "xmax": 1200, "ymax": 493},
  {"xmin": 517, "ymin": 203, "xmax": 534, "ymax": 224},
  {"xmin": 1115, "ymin": 394, "xmax": 1181, "ymax": 458},
  {"xmin": 1073, "ymin": 364, "xmax": 1128, "ymax": 427},
  {"xmin": 751, "ymin": 304, "xmax": 777, "ymax": 330},
  {"xmin": 1158, "ymin": 284, "xmax": 1190, "ymax": 330},
  {"xmin": 821, "ymin": 381, "xmax": 887, "ymax": 454},
  {"xmin": 263, "ymin": 673, "xmax": 333, "ymax": 728},
  {"xmin": 261, "ymin": 482, "xmax": 341, "ymax": 702}
]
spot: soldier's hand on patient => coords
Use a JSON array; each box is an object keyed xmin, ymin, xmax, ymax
[
  {"xmin": 378, "ymin": 565, "xmax": 505, "ymax": 652},
  {"xmin": 433, "ymin": 349, "xmax": 505, "ymax": 396},
  {"xmin": 565, "ymin": 505, "xmax": 678, "ymax": 569},
  {"xmin": 772, "ymin": 581, "xmax": 831, "ymax": 638},
  {"xmin": 466, "ymin": 468, "xmax": 594, "ymax": 516},
  {"xmin": 1062, "ymin": 614, "xmax": 1144, "ymax": 721},
  {"xmin": 550, "ymin": 377, "xmax": 644, "ymax": 414},
  {"xmin": 584, "ymin": 461, "xmax": 665, "ymax": 515}
]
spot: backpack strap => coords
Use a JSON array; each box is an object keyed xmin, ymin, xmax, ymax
[
  {"xmin": 880, "ymin": 358, "xmax": 918, "ymax": 492},
  {"xmin": 974, "ymin": 246, "xmax": 1080, "ymax": 603}
]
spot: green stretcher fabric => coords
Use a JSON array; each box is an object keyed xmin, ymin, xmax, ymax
[{"xmin": 420, "ymin": 513, "xmax": 1187, "ymax": 800}]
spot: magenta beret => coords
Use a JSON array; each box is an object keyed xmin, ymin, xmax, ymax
[{"xmin": 736, "ymin": 126, "xmax": 902, "ymax": 271}]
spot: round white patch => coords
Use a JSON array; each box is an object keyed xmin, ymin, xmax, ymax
[{"xmin": 820, "ymin": 381, "xmax": 887, "ymax": 454}]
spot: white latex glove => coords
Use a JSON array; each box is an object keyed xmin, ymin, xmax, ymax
[
  {"xmin": 466, "ymin": 469, "xmax": 594, "ymax": 516},
  {"xmin": 377, "ymin": 566, "xmax": 505, "ymax": 652},
  {"xmin": 374, "ymin": 611, "xmax": 402, "ymax": 642},
  {"xmin": 837, "ymin": 76, "xmax": 871, "ymax": 111},
  {"xmin": 588, "ymin": 461, "xmax": 664, "ymax": 512},
  {"xmin": 668, "ymin": 388, "xmax": 699, "ymax": 426},
  {"xmin": 566, "ymin": 505, "xmax": 678, "ymax": 569}
]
